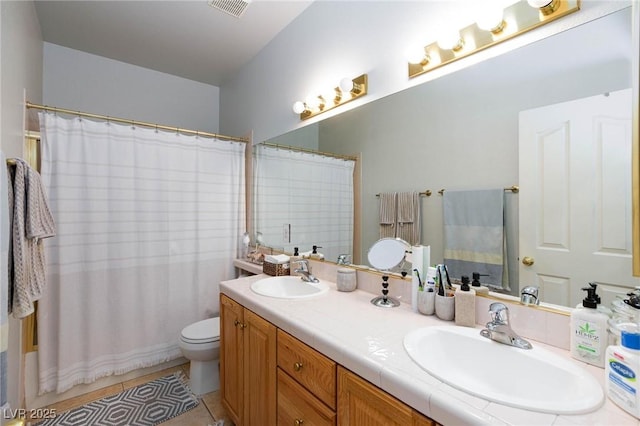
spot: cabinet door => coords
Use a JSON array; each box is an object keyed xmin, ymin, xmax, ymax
[
  {"xmin": 337, "ymin": 366, "xmax": 412, "ymax": 426},
  {"xmin": 277, "ymin": 368, "xmax": 336, "ymax": 426},
  {"xmin": 243, "ymin": 308, "xmax": 277, "ymax": 425},
  {"xmin": 220, "ymin": 294, "xmax": 244, "ymax": 425}
]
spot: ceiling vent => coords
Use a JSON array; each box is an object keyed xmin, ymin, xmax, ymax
[{"xmin": 207, "ymin": 0, "xmax": 251, "ymax": 18}]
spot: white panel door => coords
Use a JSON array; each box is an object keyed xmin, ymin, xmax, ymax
[{"xmin": 519, "ymin": 89, "xmax": 638, "ymax": 308}]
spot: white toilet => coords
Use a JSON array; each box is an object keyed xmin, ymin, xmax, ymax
[{"xmin": 179, "ymin": 317, "xmax": 221, "ymax": 395}]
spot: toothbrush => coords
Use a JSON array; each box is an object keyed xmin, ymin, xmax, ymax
[{"xmin": 413, "ymin": 268, "xmax": 423, "ymax": 291}]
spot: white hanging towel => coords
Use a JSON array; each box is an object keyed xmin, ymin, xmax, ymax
[
  {"xmin": 396, "ymin": 191, "xmax": 420, "ymax": 245},
  {"xmin": 378, "ymin": 192, "xmax": 397, "ymax": 239}
]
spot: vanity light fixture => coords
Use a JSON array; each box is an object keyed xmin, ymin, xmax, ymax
[
  {"xmin": 408, "ymin": 0, "xmax": 580, "ymax": 79},
  {"xmin": 527, "ymin": 0, "xmax": 560, "ymax": 16},
  {"xmin": 292, "ymin": 74, "xmax": 368, "ymax": 121}
]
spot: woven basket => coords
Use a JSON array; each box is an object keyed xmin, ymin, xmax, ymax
[{"xmin": 263, "ymin": 261, "xmax": 290, "ymax": 276}]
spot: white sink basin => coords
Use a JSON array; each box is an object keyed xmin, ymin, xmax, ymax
[
  {"xmin": 404, "ymin": 326, "xmax": 604, "ymax": 414},
  {"xmin": 250, "ymin": 276, "xmax": 330, "ymax": 299}
]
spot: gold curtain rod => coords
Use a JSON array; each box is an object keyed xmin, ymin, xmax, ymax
[
  {"xmin": 376, "ymin": 190, "xmax": 432, "ymax": 197},
  {"xmin": 258, "ymin": 142, "xmax": 358, "ymax": 162},
  {"xmin": 25, "ymin": 101, "xmax": 249, "ymax": 144},
  {"xmin": 438, "ymin": 185, "xmax": 520, "ymax": 195}
]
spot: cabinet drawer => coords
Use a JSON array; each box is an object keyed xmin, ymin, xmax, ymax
[
  {"xmin": 277, "ymin": 329, "xmax": 337, "ymax": 409},
  {"xmin": 277, "ymin": 368, "xmax": 336, "ymax": 426}
]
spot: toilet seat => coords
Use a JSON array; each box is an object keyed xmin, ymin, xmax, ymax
[{"xmin": 180, "ymin": 317, "xmax": 220, "ymax": 344}]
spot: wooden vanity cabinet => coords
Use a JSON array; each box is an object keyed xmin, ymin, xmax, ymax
[
  {"xmin": 221, "ymin": 294, "xmax": 438, "ymax": 426},
  {"xmin": 220, "ymin": 294, "xmax": 277, "ymax": 426},
  {"xmin": 337, "ymin": 366, "xmax": 438, "ymax": 426}
]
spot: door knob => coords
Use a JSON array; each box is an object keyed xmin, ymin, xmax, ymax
[
  {"xmin": 522, "ymin": 256, "xmax": 535, "ymax": 266},
  {"xmin": 293, "ymin": 362, "xmax": 303, "ymax": 371}
]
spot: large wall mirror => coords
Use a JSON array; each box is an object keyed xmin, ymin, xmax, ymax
[{"xmin": 256, "ymin": 6, "xmax": 637, "ymax": 309}]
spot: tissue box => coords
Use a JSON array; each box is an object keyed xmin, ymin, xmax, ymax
[{"xmin": 263, "ymin": 261, "xmax": 290, "ymax": 276}]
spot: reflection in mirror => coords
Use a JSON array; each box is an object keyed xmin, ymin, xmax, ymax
[
  {"xmin": 367, "ymin": 237, "xmax": 410, "ymax": 271},
  {"xmin": 252, "ymin": 143, "xmax": 356, "ymax": 263},
  {"xmin": 255, "ymin": 8, "xmax": 634, "ymax": 308}
]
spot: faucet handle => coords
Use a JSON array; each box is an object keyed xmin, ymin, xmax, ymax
[{"xmin": 488, "ymin": 302, "xmax": 509, "ymax": 324}]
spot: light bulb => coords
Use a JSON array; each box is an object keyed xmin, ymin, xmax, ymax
[
  {"xmin": 527, "ymin": 0, "xmax": 552, "ymax": 7},
  {"xmin": 305, "ymin": 95, "xmax": 320, "ymax": 111},
  {"xmin": 339, "ymin": 78, "xmax": 354, "ymax": 94},
  {"xmin": 292, "ymin": 101, "xmax": 306, "ymax": 114},
  {"xmin": 476, "ymin": 6, "xmax": 505, "ymax": 33},
  {"xmin": 407, "ymin": 45, "xmax": 428, "ymax": 65},
  {"xmin": 527, "ymin": 0, "xmax": 558, "ymax": 15},
  {"xmin": 325, "ymin": 87, "xmax": 340, "ymax": 104},
  {"xmin": 437, "ymin": 30, "xmax": 464, "ymax": 51}
]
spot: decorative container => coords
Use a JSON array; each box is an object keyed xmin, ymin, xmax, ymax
[{"xmin": 263, "ymin": 261, "xmax": 290, "ymax": 276}]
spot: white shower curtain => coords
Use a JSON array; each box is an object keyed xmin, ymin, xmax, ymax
[
  {"xmin": 253, "ymin": 145, "xmax": 354, "ymax": 263},
  {"xmin": 37, "ymin": 113, "xmax": 245, "ymax": 394}
]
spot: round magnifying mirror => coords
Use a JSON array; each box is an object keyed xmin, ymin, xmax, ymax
[{"xmin": 367, "ymin": 238, "xmax": 410, "ymax": 271}]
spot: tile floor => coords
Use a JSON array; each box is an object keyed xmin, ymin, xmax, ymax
[{"xmin": 30, "ymin": 363, "xmax": 232, "ymax": 426}]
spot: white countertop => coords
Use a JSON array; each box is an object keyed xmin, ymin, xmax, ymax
[{"xmin": 220, "ymin": 274, "xmax": 639, "ymax": 426}]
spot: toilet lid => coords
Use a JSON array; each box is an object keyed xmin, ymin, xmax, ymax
[{"xmin": 181, "ymin": 317, "xmax": 220, "ymax": 342}]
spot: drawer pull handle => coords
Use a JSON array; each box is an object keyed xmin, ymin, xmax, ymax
[
  {"xmin": 294, "ymin": 419, "xmax": 304, "ymax": 426},
  {"xmin": 293, "ymin": 362, "xmax": 303, "ymax": 371}
]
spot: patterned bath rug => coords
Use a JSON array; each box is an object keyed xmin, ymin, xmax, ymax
[{"xmin": 38, "ymin": 373, "xmax": 199, "ymax": 426}]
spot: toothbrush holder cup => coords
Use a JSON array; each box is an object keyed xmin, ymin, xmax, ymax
[
  {"xmin": 417, "ymin": 290, "xmax": 436, "ymax": 315},
  {"xmin": 435, "ymin": 293, "xmax": 455, "ymax": 321}
]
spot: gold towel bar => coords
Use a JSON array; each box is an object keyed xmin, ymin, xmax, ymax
[
  {"xmin": 376, "ymin": 190, "xmax": 432, "ymax": 197},
  {"xmin": 438, "ymin": 185, "xmax": 519, "ymax": 195}
]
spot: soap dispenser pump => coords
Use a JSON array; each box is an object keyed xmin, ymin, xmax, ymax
[
  {"xmin": 570, "ymin": 282, "xmax": 609, "ymax": 367},
  {"xmin": 309, "ymin": 245, "xmax": 325, "ymax": 260},
  {"xmin": 454, "ymin": 275, "xmax": 476, "ymax": 327},
  {"xmin": 290, "ymin": 247, "xmax": 302, "ymax": 263},
  {"xmin": 470, "ymin": 272, "xmax": 490, "ymax": 295}
]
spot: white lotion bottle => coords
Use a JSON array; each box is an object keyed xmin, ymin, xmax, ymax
[
  {"xmin": 604, "ymin": 324, "xmax": 640, "ymax": 418},
  {"xmin": 605, "ymin": 326, "xmax": 640, "ymax": 419},
  {"xmin": 570, "ymin": 283, "xmax": 609, "ymax": 368}
]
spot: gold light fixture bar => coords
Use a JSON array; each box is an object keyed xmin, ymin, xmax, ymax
[
  {"xmin": 295, "ymin": 74, "xmax": 368, "ymax": 121},
  {"xmin": 408, "ymin": 0, "xmax": 580, "ymax": 79}
]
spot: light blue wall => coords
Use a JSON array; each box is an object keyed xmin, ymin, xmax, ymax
[{"xmin": 43, "ymin": 43, "xmax": 220, "ymax": 133}]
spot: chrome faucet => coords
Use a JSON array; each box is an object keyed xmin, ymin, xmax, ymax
[
  {"xmin": 337, "ymin": 254, "xmax": 351, "ymax": 265},
  {"xmin": 520, "ymin": 286, "xmax": 540, "ymax": 306},
  {"xmin": 293, "ymin": 259, "xmax": 320, "ymax": 283},
  {"xmin": 480, "ymin": 303, "xmax": 532, "ymax": 349}
]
